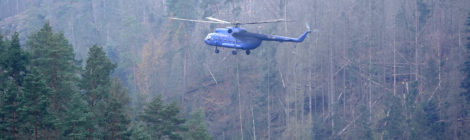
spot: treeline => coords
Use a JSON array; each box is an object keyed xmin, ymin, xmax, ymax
[{"xmin": 0, "ymin": 23, "xmax": 212, "ymax": 140}]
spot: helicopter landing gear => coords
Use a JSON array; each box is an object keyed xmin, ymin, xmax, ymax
[
  {"xmin": 215, "ymin": 46, "xmax": 219, "ymax": 53},
  {"xmin": 232, "ymin": 50, "xmax": 237, "ymax": 55},
  {"xmin": 246, "ymin": 50, "xmax": 251, "ymax": 55}
]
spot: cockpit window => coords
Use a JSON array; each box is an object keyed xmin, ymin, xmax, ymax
[{"xmin": 205, "ymin": 34, "xmax": 212, "ymax": 40}]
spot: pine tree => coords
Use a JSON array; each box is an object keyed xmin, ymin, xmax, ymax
[
  {"xmin": 350, "ymin": 105, "xmax": 373, "ymax": 140},
  {"xmin": 0, "ymin": 33, "xmax": 6, "ymax": 89},
  {"xmin": 101, "ymin": 80, "xmax": 130, "ymax": 139},
  {"xmin": 460, "ymin": 14, "xmax": 470, "ymax": 137},
  {"xmin": 81, "ymin": 45, "xmax": 117, "ymax": 138},
  {"xmin": 19, "ymin": 70, "xmax": 53, "ymax": 140},
  {"xmin": 0, "ymin": 33, "xmax": 5, "ymax": 138},
  {"xmin": 408, "ymin": 99, "xmax": 446, "ymax": 140},
  {"xmin": 27, "ymin": 23, "xmax": 80, "ymax": 138},
  {"xmin": 130, "ymin": 122, "xmax": 151, "ymax": 140},
  {"xmin": 0, "ymin": 81, "xmax": 22, "ymax": 139},
  {"xmin": 0, "ymin": 33, "xmax": 7, "ymax": 107},
  {"xmin": 183, "ymin": 109, "xmax": 212, "ymax": 140},
  {"xmin": 0, "ymin": 32, "xmax": 28, "ymax": 139},
  {"xmin": 63, "ymin": 93, "xmax": 93, "ymax": 139},
  {"xmin": 27, "ymin": 22, "xmax": 79, "ymax": 110},
  {"xmin": 4, "ymin": 32, "xmax": 28, "ymax": 86},
  {"xmin": 81, "ymin": 45, "xmax": 116, "ymax": 107},
  {"xmin": 422, "ymin": 100, "xmax": 445, "ymax": 139},
  {"xmin": 161, "ymin": 102, "xmax": 186, "ymax": 140},
  {"xmin": 141, "ymin": 95, "xmax": 186, "ymax": 140},
  {"xmin": 462, "ymin": 13, "xmax": 470, "ymax": 103},
  {"xmin": 378, "ymin": 94, "xmax": 405, "ymax": 140},
  {"xmin": 141, "ymin": 95, "xmax": 164, "ymax": 138}
]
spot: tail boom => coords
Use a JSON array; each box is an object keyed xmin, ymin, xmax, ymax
[{"xmin": 259, "ymin": 30, "xmax": 311, "ymax": 42}]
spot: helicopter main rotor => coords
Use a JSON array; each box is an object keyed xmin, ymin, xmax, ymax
[{"xmin": 169, "ymin": 17, "xmax": 287, "ymax": 27}]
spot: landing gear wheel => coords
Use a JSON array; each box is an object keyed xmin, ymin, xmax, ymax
[
  {"xmin": 232, "ymin": 50, "xmax": 237, "ymax": 55},
  {"xmin": 215, "ymin": 46, "xmax": 219, "ymax": 53},
  {"xmin": 246, "ymin": 50, "xmax": 251, "ymax": 55}
]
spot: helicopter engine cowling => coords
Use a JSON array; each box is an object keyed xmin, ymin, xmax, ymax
[
  {"xmin": 227, "ymin": 27, "xmax": 246, "ymax": 34},
  {"xmin": 216, "ymin": 27, "xmax": 246, "ymax": 35}
]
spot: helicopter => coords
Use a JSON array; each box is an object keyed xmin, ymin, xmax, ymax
[{"xmin": 170, "ymin": 17, "xmax": 312, "ymax": 55}]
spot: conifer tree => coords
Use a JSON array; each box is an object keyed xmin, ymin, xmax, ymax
[
  {"xmin": 462, "ymin": 13, "xmax": 470, "ymax": 103},
  {"xmin": 27, "ymin": 23, "xmax": 79, "ymax": 138},
  {"xmin": 461, "ymin": 14, "xmax": 470, "ymax": 137},
  {"xmin": 141, "ymin": 95, "xmax": 186, "ymax": 140},
  {"xmin": 81, "ymin": 45, "xmax": 117, "ymax": 138},
  {"xmin": 63, "ymin": 93, "xmax": 92, "ymax": 139},
  {"xmin": 81, "ymin": 45, "xmax": 116, "ymax": 107},
  {"xmin": 130, "ymin": 122, "xmax": 151, "ymax": 140},
  {"xmin": 19, "ymin": 70, "xmax": 53, "ymax": 140},
  {"xmin": 183, "ymin": 109, "xmax": 212, "ymax": 140},
  {"xmin": 0, "ymin": 33, "xmax": 4, "ymax": 56},
  {"xmin": 0, "ymin": 33, "xmax": 6, "ymax": 89},
  {"xmin": 101, "ymin": 80, "xmax": 130, "ymax": 139},
  {"xmin": 379, "ymin": 94, "xmax": 405, "ymax": 140},
  {"xmin": 0, "ymin": 81, "xmax": 22, "ymax": 139},
  {"xmin": 4, "ymin": 32, "xmax": 28, "ymax": 86},
  {"xmin": 27, "ymin": 22, "xmax": 79, "ymax": 110},
  {"xmin": 0, "ymin": 32, "xmax": 28, "ymax": 139},
  {"xmin": 0, "ymin": 33, "xmax": 7, "ymax": 105},
  {"xmin": 350, "ymin": 106, "xmax": 373, "ymax": 140}
]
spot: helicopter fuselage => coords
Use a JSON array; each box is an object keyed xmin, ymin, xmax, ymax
[
  {"xmin": 204, "ymin": 27, "xmax": 310, "ymax": 53},
  {"xmin": 204, "ymin": 28, "xmax": 260, "ymax": 50}
]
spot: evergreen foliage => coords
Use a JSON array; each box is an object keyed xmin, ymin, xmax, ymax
[
  {"xmin": 81, "ymin": 45, "xmax": 122, "ymax": 139},
  {"xmin": 19, "ymin": 70, "xmax": 54, "ymax": 139},
  {"xmin": 81, "ymin": 45, "xmax": 116, "ymax": 107},
  {"xmin": 462, "ymin": 13, "xmax": 470, "ymax": 104},
  {"xmin": 26, "ymin": 22, "xmax": 81, "ymax": 139},
  {"xmin": 141, "ymin": 95, "xmax": 186, "ymax": 140},
  {"xmin": 0, "ymin": 32, "xmax": 29, "ymax": 139},
  {"xmin": 0, "ymin": 80, "xmax": 22, "ymax": 139},
  {"xmin": 350, "ymin": 105, "xmax": 373, "ymax": 140},
  {"xmin": 0, "ymin": 33, "xmax": 5, "ymax": 90},
  {"xmin": 0, "ymin": 22, "xmax": 212, "ymax": 140},
  {"xmin": 183, "ymin": 109, "xmax": 213, "ymax": 140},
  {"xmin": 4, "ymin": 32, "xmax": 28, "ymax": 86},
  {"xmin": 130, "ymin": 122, "xmax": 151, "ymax": 140},
  {"xmin": 27, "ymin": 22, "xmax": 79, "ymax": 111},
  {"xmin": 62, "ymin": 93, "xmax": 93, "ymax": 139},
  {"xmin": 417, "ymin": 0, "xmax": 430, "ymax": 28},
  {"xmin": 101, "ymin": 80, "xmax": 131, "ymax": 139},
  {"xmin": 2, "ymin": 1, "xmax": 470, "ymax": 139},
  {"xmin": 408, "ymin": 99, "xmax": 446, "ymax": 140},
  {"xmin": 378, "ymin": 94, "xmax": 405, "ymax": 140}
]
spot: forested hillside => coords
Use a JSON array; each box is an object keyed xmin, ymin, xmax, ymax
[
  {"xmin": 1, "ymin": 0, "xmax": 470, "ymax": 139},
  {"xmin": 0, "ymin": 24, "xmax": 211, "ymax": 139}
]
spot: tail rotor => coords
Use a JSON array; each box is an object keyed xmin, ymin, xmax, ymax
[
  {"xmin": 306, "ymin": 22, "xmax": 311, "ymax": 32},
  {"xmin": 306, "ymin": 22, "xmax": 320, "ymax": 33}
]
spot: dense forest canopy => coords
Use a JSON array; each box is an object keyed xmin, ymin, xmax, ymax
[
  {"xmin": 1, "ymin": 0, "xmax": 470, "ymax": 139},
  {"xmin": 0, "ymin": 24, "xmax": 211, "ymax": 139}
]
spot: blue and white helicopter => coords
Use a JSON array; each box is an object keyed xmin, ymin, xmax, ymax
[{"xmin": 170, "ymin": 17, "xmax": 311, "ymax": 55}]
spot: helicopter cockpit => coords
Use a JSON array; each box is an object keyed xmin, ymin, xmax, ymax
[
  {"xmin": 205, "ymin": 34, "xmax": 212, "ymax": 41},
  {"xmin": 204, "ymin": 33, "xmax": 216, "ymax": 45}
]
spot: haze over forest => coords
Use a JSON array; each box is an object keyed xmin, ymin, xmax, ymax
[{"xmin": 1, "ymin": 0, "xmax": 470, "ymax": 139}]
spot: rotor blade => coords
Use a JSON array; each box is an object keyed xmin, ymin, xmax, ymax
[
  {"xmin": 305, "ymin": 22, "xmax": 311, "ymax": 31},
  {"xmin": 205, "ymin": 17, "xmax": 231, "ymax": 24},
  {"xmin": 240, "ymin": 19, "xmax": 288, "ymax": 25},
  {"xmin": 169, "ymin": 17, "xmax": 227, "ymax": 24}
]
